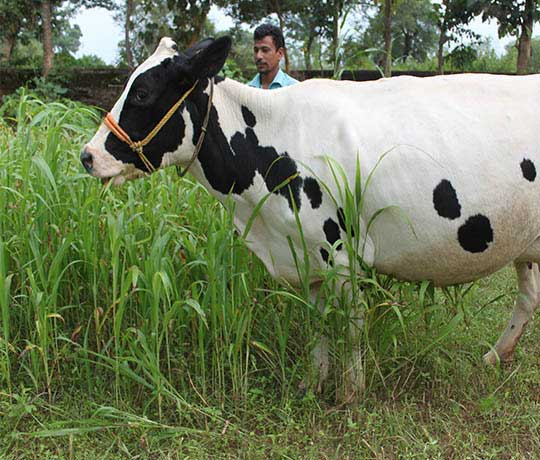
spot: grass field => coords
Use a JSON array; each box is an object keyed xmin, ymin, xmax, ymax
[{"xmin": 1, "ymin": 92, "xmax": 540, "ymax": 459}]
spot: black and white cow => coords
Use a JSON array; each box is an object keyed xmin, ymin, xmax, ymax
[{"xmin": 82, "ymin": 36, "xmax": 540, "ymax": 396}]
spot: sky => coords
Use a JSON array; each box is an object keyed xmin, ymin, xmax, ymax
[{"xmin": 73, "ymin": 5, "xmax": 518, "ymax": 65}]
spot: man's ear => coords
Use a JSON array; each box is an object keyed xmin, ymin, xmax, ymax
[{"xmin": 187, "ymin": 36, "xmax": 232, "ymax": 79}]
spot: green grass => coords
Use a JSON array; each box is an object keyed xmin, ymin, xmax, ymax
[{"xmin": 1, "ymin": 91, "xmax": 540, "ymax": 459}]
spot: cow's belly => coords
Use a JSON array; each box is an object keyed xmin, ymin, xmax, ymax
[{"xmin": 368, "ymin": 185, "xmax": 540, "ymax": 286}]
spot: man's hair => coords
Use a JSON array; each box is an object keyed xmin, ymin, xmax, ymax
[{"xmin": 254, "ymin": 24, "xmax": 285, "ymax": 50}]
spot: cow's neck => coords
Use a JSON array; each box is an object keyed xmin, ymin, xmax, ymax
[{"xmin": 186, "ymin": 77, "xmax": 296, "ymax": 204}]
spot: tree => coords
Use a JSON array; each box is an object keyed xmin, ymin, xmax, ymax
[
  {"xmin": 286, "ymin": 2, "xmax": 328, "ymax": 70},
  {"xmin": 361, "ymin": 0, "xmax": 438, "ymax": 69},
  {"xmin": 113, "ymin": 0, "xmax": 136, "ymax": 67},
  {"xmin": 125, "ymin": 0, "xmax": 135, "ymax": 68},
  {"xmin": 37, "ymin": 0, "xmax": 113, "ymax": 76},
  {"xmin": 393, "ymin": 0, "xmax": 438, "ymax": 62},
  {"xmin": 40, "ymin": 0, "xmax": 54, "ymax": 75},
  {"xmin": 325, "ymin": 0, "xmax": 365, "ymax": 75},
  {"xmin": 0, "ymin": 0, "xmax": 36, "ymax": 62},
  {"xmin": 167, "ymin": 0, "xmax": 213, "ymax": 48},
  {"xmin": 479, "ymin": 0, "xmax": 540, "ymax": 74},
  {"xmin": 433, "ymin": 0, "xmax": 479, "ymax": 74},
  {"xmin": 382, "ymin": 0, "xmax": 394, "ymax": 76},
  {"xmin": 115, "ymin": 0, "xmax": 214, "ymax": 65}
]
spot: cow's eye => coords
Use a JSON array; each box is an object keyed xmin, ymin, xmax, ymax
[{"xmin": 134, "ymin": 89, "xmax": 148, "ymax": 102}]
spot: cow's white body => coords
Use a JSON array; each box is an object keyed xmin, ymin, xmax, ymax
[
  {"xmin": 186, "ymin": 74, "xmax": 540, "ymax": 286},
  {"xmin": 84, "ymin": 38, "xmax": 540, "ymax": 395}
]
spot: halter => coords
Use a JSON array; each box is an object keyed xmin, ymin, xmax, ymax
[{"xmin": 103, "ymin": 79, "xmax": 214, "ymax": 177}]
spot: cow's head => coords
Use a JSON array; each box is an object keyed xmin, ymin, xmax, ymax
[{"xmin": 81, "ymin": 36, "xmax": 231, "ymax": 185}]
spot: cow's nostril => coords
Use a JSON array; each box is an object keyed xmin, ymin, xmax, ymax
[{"xmin": 80, "ymin": 149, "xmax": 94, "ymax": 172}]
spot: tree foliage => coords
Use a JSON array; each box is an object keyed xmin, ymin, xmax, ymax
[
  {"xmin": 433, "ymin": 0, "xmax": 479, "ymax": 74},
  {"xmin": 478, "ymin": 0, "xmax": 540, "ymax": 73},
  {"xmin": 114, "ymin": 0, "xmax": 215, "ymax": 66},
  {"xmin": 0, "ymin": 0, "xmax": 36, "ymax": 62},
  {"xmin": 362, "ymin": 0, "xmax": 438, "ymax": 66}
]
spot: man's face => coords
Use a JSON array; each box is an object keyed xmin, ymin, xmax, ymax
[{"xmin": 253, "ymin": 35, "xmax": 283, "ymax": 75}]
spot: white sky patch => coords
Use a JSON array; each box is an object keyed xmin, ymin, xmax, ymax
[
  {"xmin": 73, "ymin": 6, "xmax": 536, "ymax": 65},
  {"xmin": 469, "ymin": 16, "xmax": 512, "ymax": 55},
  {"xmin": 73, "ymin": 7, "xmax": 123, "ymax": 64},
  {"xmin": 208, "ymin": 5, "xmax": 235, "ymax": 32}
]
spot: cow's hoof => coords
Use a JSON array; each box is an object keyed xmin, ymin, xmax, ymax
[
  {"xmin": 483, "ymin": 349, "xmax": 514, "ymax": 366},
  {"xmin": 297, "ymin": 378, "xmax": 324, "ymax": 397},
  {"xmin": 335, "ymin": 381, "xmax": 364, "ymax": 407}
]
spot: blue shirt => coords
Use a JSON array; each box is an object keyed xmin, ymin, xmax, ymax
[{"xmin": 248, "ymin": 68, "xmax": 299, "ymax": 90}]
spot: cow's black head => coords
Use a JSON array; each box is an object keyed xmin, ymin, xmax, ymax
[{"xmin": 81, "ymin": 36, "xmax": 231, "ymax": 184}]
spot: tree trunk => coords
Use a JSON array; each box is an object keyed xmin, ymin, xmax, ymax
[
  {"xmin": 516, "ymin": 0, "xmax": 534, "ymax": 75},
  {"xmin": 403, "ymin": 31, "xmax": 412, "ymax": 60},
  {"xmin": 318, "ymin": 39, "xmax": 324, "ymax": 71},
  {"xmin": 188, "ymin": 14, "xmax": 206, "ymax": 46},
  {"xmin": 0, "ymin": 35, "xmax": 16, "ymax": 63},
  {"xmin": 437, "ymin": 30, "xmax": 445, "ymax": 75},
  {"xmin": 304, "ymin": 32, "xmax": 315, "ymax": 70},
  {"xmin": 332, "ymin": 0, "xmax": 341, "ymax": 77},
  {"xmin": 276, "ymin": 11, "xmax": 290, "ymax": 74},
  {"xmin": 383, "ymin": 0, "xmax": 393, "ymax": 77},
  {"xmin": 125, "ymin": 0, "xmax": 134, "ymax": 69},
  {"xmin": 41, "ymin": 0, "xmax": 54, "ymax": 77}
]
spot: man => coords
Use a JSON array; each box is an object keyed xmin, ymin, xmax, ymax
[{"xmin": 248, "ymin": 24, "xmax": 298, "ymax": 90}]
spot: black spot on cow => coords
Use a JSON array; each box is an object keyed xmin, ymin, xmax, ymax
[
  {"xmin": 241, "ymin": 106, "xmax": 257, "ymax": 128},
  {"xmin": 458, "ymin": 214, "xmax": 494, "ymax": 253},
  {"xmin": 258, "ymin": 148, "xmax": 303, "ymax": 211},
  {"xmin": 337, "ymin": 207, "xmax": 355, "ymax": 238},
  {"xmin": 320, "ymin": 248, "xmax": 330, "ymax": 263},
  {"xmin": 323, "ymin": 218, "xmax": 342, "ymax": 250},
  {"xmin": 433, "ymin": 179, "xmax": 461, "ymax": 220},
  {"xmin": 521, "ymin": 159, "xmax": 536, "ymax": 182},
  {"xmin": 188, "ymin": 98, "xmax": 256, "ymax": 195},
  {"xmin": 192, "ymin": 92, "xmax": 303, "ymax": 211},
  {"xmin": 528, "ymin": 262, "xmax": 533, "ymax": 270},
  {"xmin": 214, "ymin": 75, "xmax": 225, "ymax": 85},
  {"xmin": 303, "ymin": 177, "xmax": 322, "ymax": 209}
]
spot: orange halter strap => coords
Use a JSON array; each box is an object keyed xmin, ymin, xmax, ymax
[{"xmin": 103, "ymin": 79, "xmax": 213, "ymax": 176}]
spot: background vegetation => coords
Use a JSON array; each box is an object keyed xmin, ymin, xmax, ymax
[{"xmin": 1, "ymin": 0, "xmax": 539, "ymax": 78}]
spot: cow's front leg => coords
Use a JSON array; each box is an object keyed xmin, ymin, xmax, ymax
[{"xmin": 484, "ymin": 261, "xmax": 540, "ymax": 364}]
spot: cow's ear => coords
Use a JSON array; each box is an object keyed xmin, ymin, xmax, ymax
[
  {"xmin": 185, "ymin": 37, "xmax": 215, "ymax": 58},
  {"xmin": 187, "ymin": 36, "xmax": 231, "ymax": 79}
]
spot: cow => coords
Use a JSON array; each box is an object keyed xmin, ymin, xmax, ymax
[{"xmin": 81, "ymin": 36, "xmax": 540, "ymax": 401}]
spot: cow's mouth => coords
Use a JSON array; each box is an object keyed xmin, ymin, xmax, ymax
[{"xmin": 98, "ymin": 168, "xmax": 147, "ymax": 186}]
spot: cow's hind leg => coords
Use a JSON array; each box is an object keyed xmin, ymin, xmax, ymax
[
  {"xmin": 308, "ymin": 284, "xmax": 330, "ymax": 394},
  {"xmin": 484, "ymin": 261, "xmax": 540, "ymax": 364},
  {"xmin": 308, "ymin": 281, "xmax": 365, "ymax": 404}
]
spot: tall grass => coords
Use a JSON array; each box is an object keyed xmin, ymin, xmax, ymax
[
  {"xmin": 0, "ymin": 91, "xmax": 306, "ymax": 421},
  {"xmin": 0, "ymin": 91, "xmax": 486, "ymax": 438}
]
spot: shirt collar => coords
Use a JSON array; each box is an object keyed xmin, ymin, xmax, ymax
[{"xmin": 250, "ymin": 68, "xmax": 287, "ymax": 89}]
